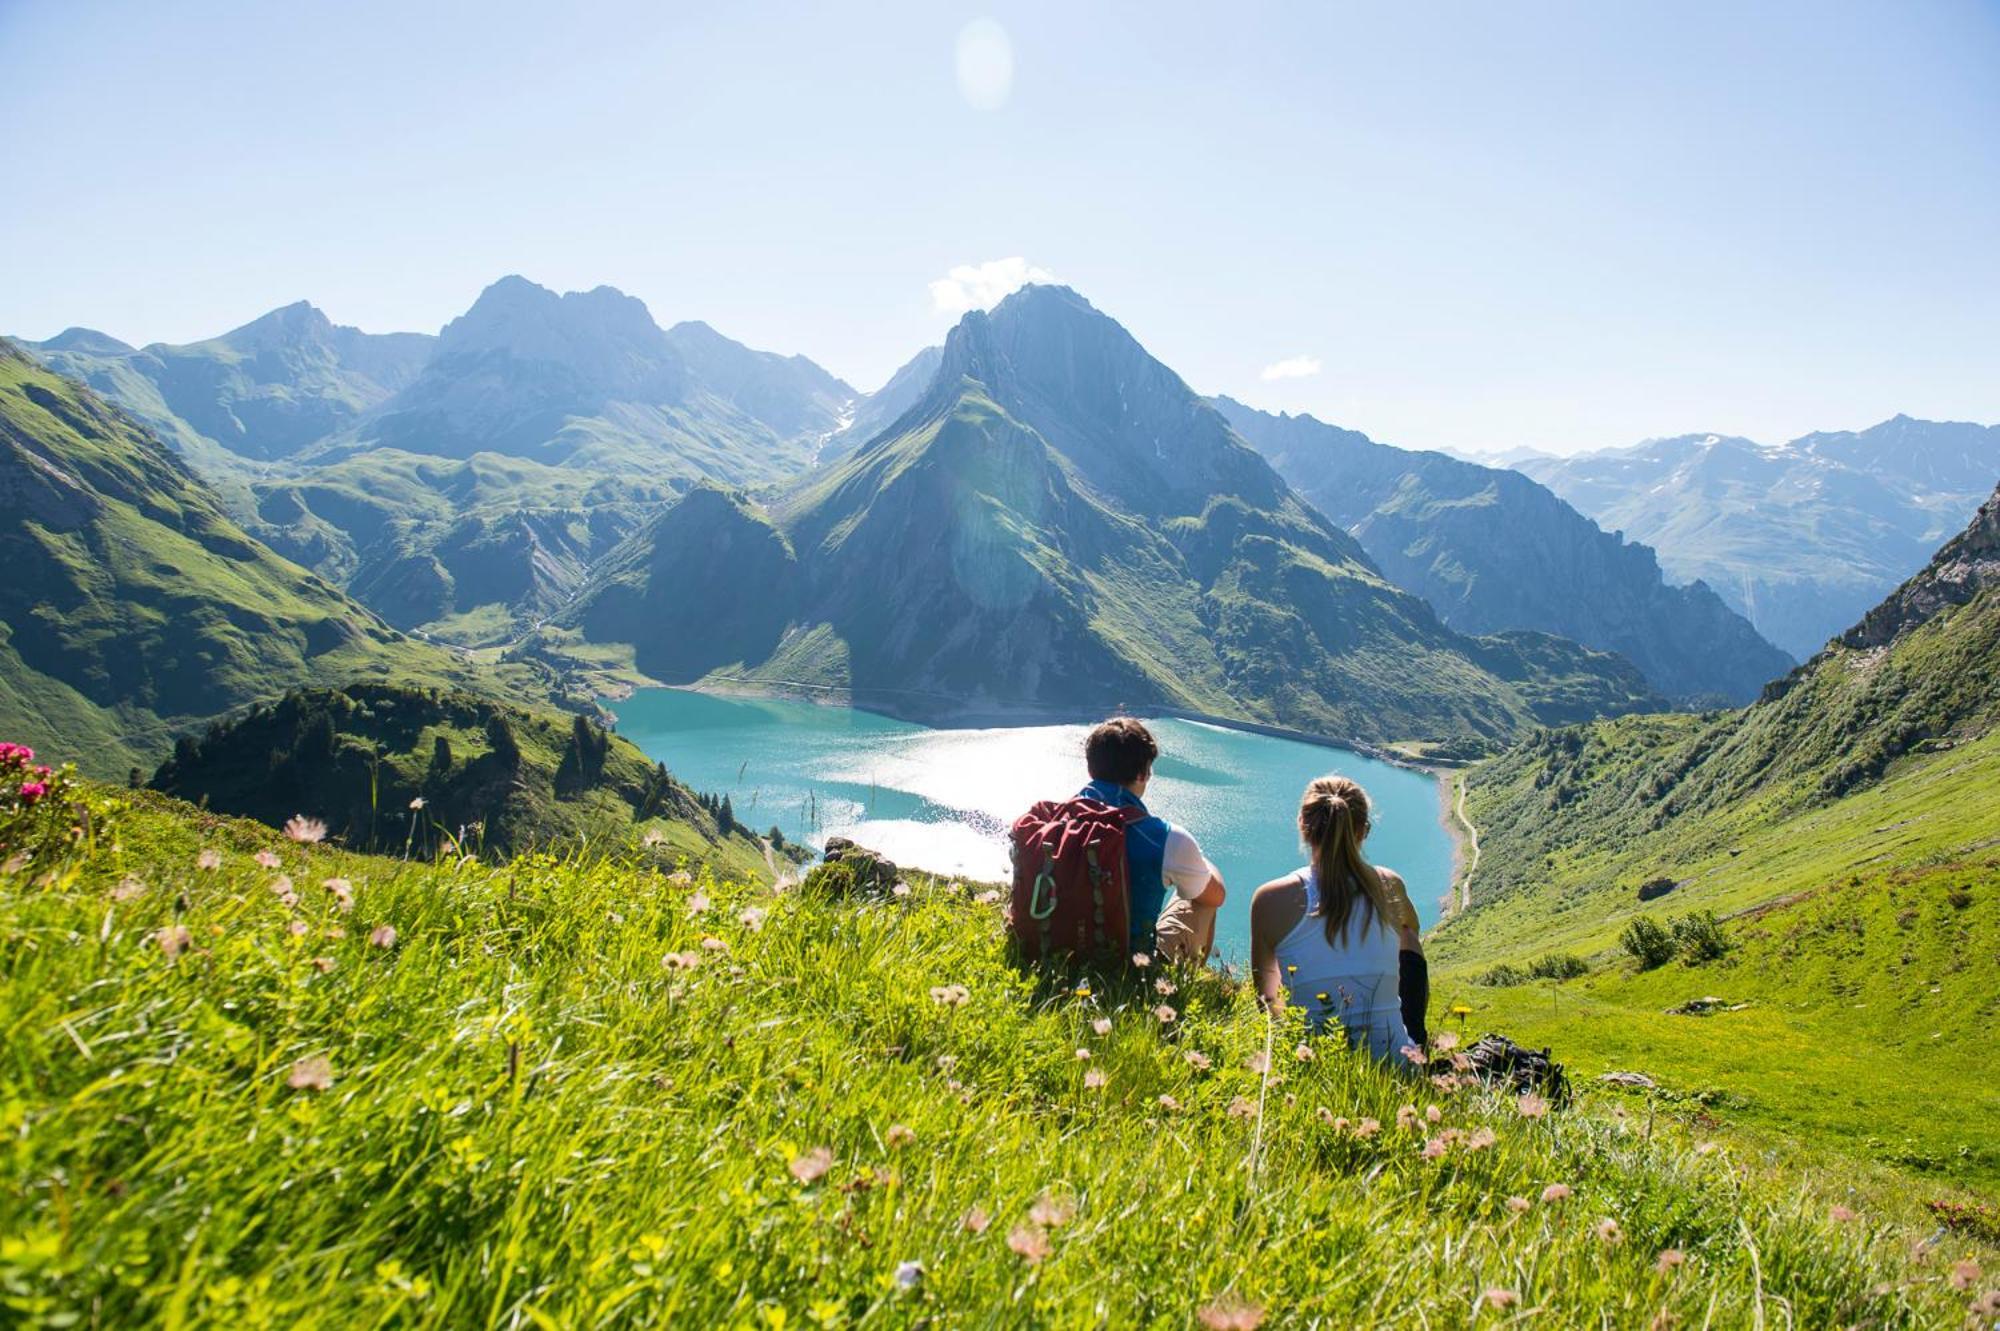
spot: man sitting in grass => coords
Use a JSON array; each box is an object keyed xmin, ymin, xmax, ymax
[{"xmin": 1080, "ymin": 717, "xmax": 1227, "ymax": 963}]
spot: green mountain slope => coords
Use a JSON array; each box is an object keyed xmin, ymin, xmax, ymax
[
  {"xmin": 1213, "ymin": 398, "xmax": 1793, "ymax": 704},
  {"xmin": 0, "ymin": 340, "xmax": 547, "ymax": 776},
  {"xmin": 0, "ymin": 777, "xmax": 1984, "ymax": 1326},
  {"xmin": 148, "ymin": 682, "xmax": 768, "ymax": 874},
  {"xmin": 1432, "ymin": 485, "xmax": 2000, "ymax": 1190},
  {"xmin": 569, "ymin": 289, "xmax": 1659, "ymax": 746}
]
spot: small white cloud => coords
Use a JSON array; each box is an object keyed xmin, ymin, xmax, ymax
[
  {"xmin": 929, "ymin": 257, "xmax": 1056, "ymax": 316},
  {"xmin": 1260, "ymin": 355, "xmax": 1323, "ymax": 382},
  {"xmin": 956, "ymin": 18, "xmax": 1014, "ymax": 111}
]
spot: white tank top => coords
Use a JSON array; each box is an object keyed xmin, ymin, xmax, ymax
[{"xmin": 1274, "ymin": 866, "xmax": 1412, "ymax": 1060}]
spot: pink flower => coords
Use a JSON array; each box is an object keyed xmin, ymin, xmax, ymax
[
  {"xmin": 1154, "ymin": 976, "xmax": 1176, "ymax": 996},
  {"xmin": 1829, "ymin": 1204, "xmax": 1859, "ymax": 1223},
  {"xmin": 1294, "ymin": 1042, "xmax": 1315, "ymax": 1062},
  {"xmin": 17, "ymin": 781, "xmax": 47, "ymax": 805},
  {"xmin": 155, "ymin": 924, "xmax": 193, "ymax": 959},
  {"xmin": 287, "ymin": 1056, "xmax": 333, "ymax": 1092},
  {"xmin": 687, "ymin": 892, "xmax": 710, "ymax": 915},
  {"xmin": 254, "ymin": 850, "xmax": 281, "ymax": 870},
  {"xmin": 286, "ymin": 919, "xmax": 308, "ymax": 938},
  {"xmin": 1948, "ymin": 1259, "xmax": 1980, "ymax": 1292},
  {"xmin": 1153, "ymin": 1004, "xmax": 1177, "ymax": 1024},
  {"xmin": 111, "ymin": 876, "xmax": 146, "ymax": 902},
  {"xmin": 1227, "ymin": 1096, "xmax": 1258, "ymax": 1120},
  {"xmin": 884, "ymin": 1124, "xmax": 916, "ymax": 1148},
  {"xmin": 1353, "ymin": 1118, "xmax": 1381, "ymax": 1139},
  {"xmin": 1426, "ymin": 1104, "xmax": 1443, "ymax": 1124},
  {"xmin": 1197, "ymin": 1297, "xmax": 1266, "ymax": 1330},
  {"xmin": 929, "ymin": 983, "xmax": 969, "ymax": 1006},
  {"xmin": 961, "ymin": 1205, "xmax": 991, "ymax": 1233},
  {"xmin": 1433, "ymin": 1030, "xmax": 1461, "ymax": 1052},
  {"xmin": 1396, "ymin": 1105, "xmax": 1420, "ymax": 1131},
  {"xmin": 1074, "ymin": 1047, "xmax": 1091, "ymax": 1061},
  {"xmin": 310, "ymin": 956, "xmax": 335, "ymax": 973},
  {"xmin": 1466, "ymin": 1126, "xmax": 1497, "ymax": 1151},
  {"xmin": 1246, "ymin": 1051, "xmax": 1271, "ymax": 1074},
  {"xmin": 1184, "ymin": 1050, "xmax": 1212, "ymax": 1071},
  {"xmin": 1157, "ymin": 1094, "xmax": 1181, "ymax": 1112},
  {"xmin": 1505, "ymin": 1196, "xmax": 1532, "ymax": 1214},
  {"xmin": 1029, "ymin": 1194, "xmax": 1076, "ymax": 1227},
  {"xmin": 663, "ymin": 951, "xmax": 700, "ymax": 971},
  {"xmin": 196, "ymin": 848, "xmax": 222, "ymax": 870},
  {"xmin": 368, "ymin": 924, "xmax": 398, "ymax": 949},
  {"xmin": 700, "ymin": 936, "xmax": 728, "ymax": 952},
  {"xmin": 1482, "ymin": 1289, "xmax": 1520, "ymax": 1310},
  {"xmin": 1131, "ymin": 952, "xmax": 1152, "ymax": 969},
  {"xmin": 738, "ymin": 906, "xmax": 767, "ymax": 931},
  {"xmin": 1516, "ymin": 1091, "xmax": 1549, "ymax": 1119},
  {"xmin": 283, "ymin": 815, "xmax": 327, "ymax": 844},
  {"xmin": 1655, "ymin": 1248, "xmax": 1686, "ymax": 1275},
  {"xmin": 1006, "ymin": 1224, "xmax": 1051, "ymax": 1263},
  {"xmin": 1083, "ymin": 1068, "xmax": 1108, "ymax": 1090},
  {"xmin": 1420, "ymin": 1136, "xmax": 1449, "ymax": 1160},
  {"xmin": 788, "ymin": 1147, "xmax": 833, "ymax": 1183},
  {"xmin": 1399, "ymin": 1044, "xmax": 1428, "ymax": 1066},
  {"xmin": 1092, "ymin": 1016, "xmax": 1113, "ymax": 1036},
  {"xmin": 1595, "ymin": 1217, "xmax": 1623, "ymax": 1244},
  {"xmin": 1541, "ymin": 1183, "xmax": 1572, "ymax": 1203}
]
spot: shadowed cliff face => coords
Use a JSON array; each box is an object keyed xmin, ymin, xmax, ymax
[
  {"xmin": 565, "ymin": 290, "xmax": 1659, "ymax": 743},
  {"xmin": 1214, "ymin": 397, "xmax": 1794, "ymax": 705}
]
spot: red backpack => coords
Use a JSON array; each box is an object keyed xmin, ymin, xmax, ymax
[{"xmin": 1007, "ymin": 798, "xmax": 1142, "ymax": 964}]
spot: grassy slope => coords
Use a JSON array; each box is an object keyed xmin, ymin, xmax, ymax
[
  {"xmin": 1430, "ymin": 583, "xmax": 2000, "ymax": 1196},
  {"xmin": 0, "ymin": 344, "xmax": 555, "ymax": 778},
  {"xmin": 0, "ymin": 787, "xmax": 1990, "ymax": 1327}
]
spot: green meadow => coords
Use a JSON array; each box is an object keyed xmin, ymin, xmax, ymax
[{"xmin": 1, "ymin": 773, "xmax": 1992, "ymax": 1328}]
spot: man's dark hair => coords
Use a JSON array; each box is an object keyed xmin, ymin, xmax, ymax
[{"xmin": 1085, "ymin": 716, "xmax": 1158, "ymax": 786}]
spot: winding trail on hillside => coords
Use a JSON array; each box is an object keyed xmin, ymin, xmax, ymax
[{"xmin": 1452, "ymin": 774, "xmax": 1480, "ymax": 914}]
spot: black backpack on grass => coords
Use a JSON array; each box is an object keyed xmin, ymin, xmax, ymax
[{"xmin": 1459, "ymin": 1034, "xmax": 1572, "ymax": 1106}]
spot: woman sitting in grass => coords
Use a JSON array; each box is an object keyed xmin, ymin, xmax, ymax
[{"xmin": 1249, "ymin": 775, "xmax": 1427, "ymax": 1059}]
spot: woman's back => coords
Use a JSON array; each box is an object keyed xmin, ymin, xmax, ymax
[{"xmin": 1272, "ymin": 867, "xmax": 1411, "ymax": 1059}]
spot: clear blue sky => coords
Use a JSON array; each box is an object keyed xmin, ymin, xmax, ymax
[{"xmin": 3, "ymin": 0, "xmax": 1997, "ymax": 454}]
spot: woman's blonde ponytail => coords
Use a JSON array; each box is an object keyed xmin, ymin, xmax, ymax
[{"xmin": 1298, "ymin": 775, "xmax": 1389, "ymax": 947}]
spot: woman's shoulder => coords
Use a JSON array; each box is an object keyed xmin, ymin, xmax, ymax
[
  {"xmin": 1248, "ymin": 869, "xmax": 1309, "ymax": 933},
  {"xmin": 1372, "ymin": 865, "xmax": 1421, "ymax": 930}
]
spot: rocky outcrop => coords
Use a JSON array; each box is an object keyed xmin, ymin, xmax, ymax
[{"xmin": 1840, "ymin": 483, "xmax": 2000, "ymax": 650}]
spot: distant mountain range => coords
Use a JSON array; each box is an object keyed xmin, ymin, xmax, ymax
[
  {"xmin": 1211, "ymin": 400, "xmax": 1792, "ymax": 704},
  {"xmin": 567, "ymin": 286, "xmax": 1660, "ymax": 745},
  {"xmin": 18, "ymin": 275, "xmax": 1983, "ymax": 756},
  {"xmin": 27, "ymin": 279, "xmax": 857, "ymax": 640},
  {"xmin": 1511, "ymin": 420, "xmax": 1998, "ymax": 659}
]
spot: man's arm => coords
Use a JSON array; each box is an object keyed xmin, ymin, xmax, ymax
[{"xmin": 1163, "ymin": 827, "xmax": 1224, "ymax": 906}]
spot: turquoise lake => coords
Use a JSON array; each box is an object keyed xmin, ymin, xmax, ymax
[{"xmin": 610, "ymin": 688, "xmax": 1456, "ymax": 958}]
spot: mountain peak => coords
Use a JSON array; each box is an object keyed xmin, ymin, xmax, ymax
[
  {"xmin": 34, "ymin": 327, "xmax": 136, "ymax": 357},
  {"xmin": 218, "ymin": 300, "xmax": 336, "ymax": 348}
]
